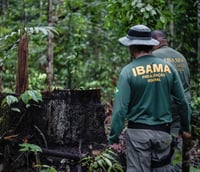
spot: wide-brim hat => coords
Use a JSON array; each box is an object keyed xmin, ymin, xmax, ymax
[{"xmin": 119, "ymin": 24, "xmax": 159, "ymax": 46}]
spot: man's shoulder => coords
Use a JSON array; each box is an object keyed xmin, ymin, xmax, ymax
[
  {"xmin": 168, "ymin": 47, "xmax": 185, "ymax": 58},
  {"xmin": 153, "ymin": 46, "xmax": 186, "ymax": 59},
  {"xmin": 152, "ymin": 46, "xmax": 169, "ymax": 56},
  {"xmin": 120, "ymin": 62, "xmax": 133, "ymax": 74}
]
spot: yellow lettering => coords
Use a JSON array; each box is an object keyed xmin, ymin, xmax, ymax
[
  {"xmin": 147, "ymin": 77, "xmax": 161, "ymax": 82},
  {"xmin": 132, "ymin": 68, "xmax": 137, "ymax": 76},
  {"xmin": 136, "ymin": 66, "xmax": 145, "ymax": 75},
  {"xmin": 142, "ymin": 75, "xmax": 148, "ymax": 79},
  {"xmin": 164, "ymin": 65, "xmax": 171, "ymax": 73},
  {"xmin": 132, "ymin": 64, "xmax": 171, "ymax": 76},
  {"xmin": 146, "ymin": 65, "xmax": 153, "ymax": 74},
  {"xmin": 153, "ymin": 64, "xmax": 163, "ymax": 72}
]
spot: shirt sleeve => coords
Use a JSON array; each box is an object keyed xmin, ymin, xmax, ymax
[
  {"xmin": 109, "ymin": 71, "xmax": 131, "ymax": 144},
  {"xmin": 171, "ymin": 68, "xmax": 191, "ymax": 133}
]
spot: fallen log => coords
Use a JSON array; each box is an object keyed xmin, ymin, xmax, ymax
[{"xmin": 41, "ymin": 148, "xmax": 82, "ymax": 161}]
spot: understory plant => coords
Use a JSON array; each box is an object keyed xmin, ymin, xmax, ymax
[
  {"xmin": 0, "ymin": 90, "xmax": 42, "ymax": 135},
  {"xmin": 1, "ymin": 90, "xmax": 42, "ymax": 112},
  {"xmin": 80, "ymin": 147, "xmax": 124, "ymax": 172},
  {"xmin": 19, "ymin": 143, "xmax": 57, "ymax": 172}
]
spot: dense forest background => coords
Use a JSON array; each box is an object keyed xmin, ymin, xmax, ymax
[{"xmin": 0, "ymin": 0, "xmax": 199, "ymax": 111}]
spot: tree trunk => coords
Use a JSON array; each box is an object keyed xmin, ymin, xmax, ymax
[
  {"xmin": 168, "ymin": 0, "xmax": 174, "ymax": 47},
  {"xmin": 46, "ymin": 0, "xmax": 54, "ymax": 91},
  {"xmin": 198, "ymin": 1, "xmax": 200, "ymax": 62},
  {"xmin": 16, "ymin": 32, "xmax": 29, "ymax": 94},
  {"xmin": 40, "ymin": 0, "xmax": 43, "ymax": 18},
  {"xmin": 0, "ymin": 65, "xmax": 4, "ymax": 93},
  {"xmin": 0, "ymin": 75, "xmax": 2, "ymax": 93}
]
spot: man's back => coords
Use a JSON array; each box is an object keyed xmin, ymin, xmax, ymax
[
  {"xmin": 152, "ymin": 30, "xmax": 191, "ymax": 104},
  {"xmin": 153, "ymin": 45, "xmax": 191, "ymax": 127},
  {"xmin": 119, "ymin": 55, "xmax": 179, "ymax": 125},
  {"xmin": 153, "ymin": 46, "xmax": 190, "ymax": 91}
]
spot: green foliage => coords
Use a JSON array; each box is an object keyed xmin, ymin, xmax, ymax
[
  {"xmin": 0, "ymin": 26, "xmax": 59, "ymax": 91},
  {"xmin": 0, "ymin": 90, "xmax": 42, "ymax": 128},
  {"xmin": 1, "ymin": 95, "xmax": 18, "ymax": 106},
  {"xmin": 172, "ymin": 148, "xmax": 182, "ymax": 166},
  {"xmin": 190, "ymin": 72, "xmax": 200, "ymax": 115},
  {"xmin": 105, "ymin": 0, "xmax": 168, "ymax": 35},
  {"xmin": 1, "ymin": 95, "xmax": 20, "ymax": 112},
  {"xmin": 34, "ymin": 164, "xmax": 57, "ymax": 172},
  {"xmin": 192, "ymin": 97, "xmax": 200, "ymax": 112},
  {"xmin": 0, "ymin": 0, "xmax": 199, "ymax": 104},
  {"xmin": 19, "ymin": 143, "xmax": 57, "ymax": 172},
  {"xmin": 1, "ymin": 90, "xmax": 42, "ymax": 111},
  {"xmin": 81, "ymin": 148, "xmax": 124, "ymax": 172},
  {"xmin": 190, "ymin": 166, "xmax": 200, "ymax": 172},
  {"xmin": 20, "ymin": 90, "xmax": 42, "ymax": 104},
  {"xmin": 192, "ymin": 123, "xmax": 200, "ymax": 138},
  {"xmin": 19, "ymin": 143, "xmax": 42, "ymax": 153}
]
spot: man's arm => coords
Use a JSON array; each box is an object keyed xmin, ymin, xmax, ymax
[
  {"xmin": 171, "ymin": 68, "xmax": 191, "ymax": 134},
  {"xmin": 109, "ymin": 72, "xmax": 131, "ymax": 144}
]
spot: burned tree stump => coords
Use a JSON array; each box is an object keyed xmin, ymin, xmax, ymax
[{"xmin": 0, "ymin": 89, "xmax": 107, "ymax": 171}]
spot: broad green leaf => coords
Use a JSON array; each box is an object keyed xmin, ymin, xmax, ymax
[
  {"xmin": 2, "ymin": 95, "xmax": 18, "ymax": 106},
  {"xmin": 102, "ymin": 152, "xmax": 116, "ymax": 161},
  {"xmin": 140, "ymin": 8, "xmax": 145, "ymax": 13},
  {"xmin": 145, "ymin": 4, "xmax": 153, "ymax": 11},
  {"xmin": 20, "ymin": 93, "xmax": 29, "ymax": 104},
  {"xmin": 160, "ymin": 16, "xmax": 166, "ymax": 23},
  {"xmin": 27, "ymin": 90, "xmax": 39, "ymax": 102},
  {"xmin": 112, "ymin": 163, "xmax": 124, "ymax": 172},
  {"xmin": 19, "ymin": 147, "xmax": 29, "ymax": 152},
  {"xmin": 19, "ymin": 143, "xmax": 42, "ymax": 153}
]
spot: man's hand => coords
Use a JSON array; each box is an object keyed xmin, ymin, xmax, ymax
[
  {"xmin": 182, "ymin": 131, "xmax": 192, "ymax": 139},
  {"xmin": 110, "ymin": 143, "xmax": 122, "ymax": 153}
]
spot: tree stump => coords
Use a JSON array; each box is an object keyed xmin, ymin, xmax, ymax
[{"xmin": 0, "ymin": 89, "xmax": 107, "ymax": 171}]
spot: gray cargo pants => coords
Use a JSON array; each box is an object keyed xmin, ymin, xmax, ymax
[{"xmin": 126, "ymin": 128, "xmax": 173, "ymax": 172}]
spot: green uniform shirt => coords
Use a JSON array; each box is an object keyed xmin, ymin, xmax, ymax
[
  {"xmin": 109, "ymin": 55, "xmax": 191, "ymax": 144},
  {"xmin": 152, "ymin": 46, "xmax": 191, "ymax": 103}
]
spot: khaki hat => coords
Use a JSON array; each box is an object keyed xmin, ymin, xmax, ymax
[{"xmin": 119, "ymin": 24, "xmax": 159, "ymax": 46}]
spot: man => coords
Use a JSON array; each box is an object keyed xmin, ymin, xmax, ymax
[
  {"xmin": 152, "ymin": 30, "xmax": 191, "ymax": 107},
  {"xmin": 152, "ymin": 30, "xmax": 191, "ymax": 171},
  {"xmin": 109, "ymin": 24, "xmax": 191, "ymax": 172}
]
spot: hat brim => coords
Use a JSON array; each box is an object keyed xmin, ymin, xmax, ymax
[{"xmin": 119, "ymin": 36, "xmax": 159, "ymax": 46}]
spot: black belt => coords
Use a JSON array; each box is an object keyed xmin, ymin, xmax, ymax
[{"xmin": 128, "ymin": 121, "xmax": 170, "ymax": 134}]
